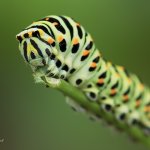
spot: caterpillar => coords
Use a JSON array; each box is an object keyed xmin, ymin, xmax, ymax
[{"xmin": 16, "ymin": 15, "xmax": 150, "ymax": 138}]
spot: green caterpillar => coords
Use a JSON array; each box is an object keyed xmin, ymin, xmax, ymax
[{"xmin": 16, "ymin": 15, "xmax": 150, "ymax": 138}]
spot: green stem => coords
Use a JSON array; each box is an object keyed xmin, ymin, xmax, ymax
[{"xmin": 41, "ymin": 76, "xmax": 150, "ymax": 148}]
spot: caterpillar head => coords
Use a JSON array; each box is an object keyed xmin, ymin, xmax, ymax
[{"xmin": 16, "ymin": 24, "xmax": 55, "ymax": 68}]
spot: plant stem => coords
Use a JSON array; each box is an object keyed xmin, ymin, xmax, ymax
[{"xmin": 41, "ymin": 76, "xmax": 150, "ymax": 148}]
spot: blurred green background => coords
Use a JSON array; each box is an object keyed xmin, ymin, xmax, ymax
[{"xmin": 0, "ymin": 0, "xmax": 150, "ymax": 149}]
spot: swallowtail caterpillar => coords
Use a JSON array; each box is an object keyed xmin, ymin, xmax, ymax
[{"xmin": 16, "ymin": 15, "xmax": 150, "ymax": 143}]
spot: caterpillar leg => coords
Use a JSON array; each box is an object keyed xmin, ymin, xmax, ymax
[
  {"xmin": 65, "ymin": 96, "xmax": 86, "ymax": 113},
  {"xmin": 99, "ymin": 96, "xmax": 114, "ymax": 113},
  {"xmin": 65, "ymin": 96, "xmax": 101, "ymax": 121},
  {"xmin": 59, "ymin": 70, "xmax": 67, "ymax": 79},
  {"xmin": 44, "ymin": 58, "xmax": 68, "ymax": 79},
  {"xmin": 98, "ymin": 96, "xmax": 131, "ymax": 130},
  {"xmin": 46, "ymin": 60, "xmax": 58, "ymax": 76},
  {"xmin": 32, "ymin": 68, "xmax": 46, "ymax": 84},
  {"xmin": 32, "ymin": 66, "xmax": 61, "ymax": 87},
  {"xmin": 100, "ymin": 96, "xmax": 134, "ymax": 125},
  {"xmin": 48, "ymin": 67, "xmax": 59, "ymax": 78}
]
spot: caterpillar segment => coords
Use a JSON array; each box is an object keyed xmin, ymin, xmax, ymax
[{"xmin": 16, "ymin": 15, "xmax": 150, "ymax": 136}]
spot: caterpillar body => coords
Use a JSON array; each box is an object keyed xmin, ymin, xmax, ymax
[{"xmin": 16, "ymin": 15, "xmax": 150, "ymax": 137}]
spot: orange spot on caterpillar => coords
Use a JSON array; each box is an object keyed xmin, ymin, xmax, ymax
[
  {"xmin": 28, "ymin": 31, "xmax": 32, "ymax": 37},
  {"xmin": 98, "ymin": 78, "xmax": 104, "ymax": 84},
  {"xmin": 53, "ymin": 22, "xmax": 59, "ymax": 26},
  {"xmin": 127, "ymin": 78, "xmax": 132, "ymax": 84},
  {"xmin": 72, "ymin": 38, "xmax": 79, "ymax": 45},
  {"xmin": 136, "ymin": 100, "xmax": 141, "ymax": 107},
  {"xmin": 115, "ymin": 73, "xmax": 120, "ymax": 78},
  {"xmin": 47, "ymin": 37, "xmax": 54, "ymax": 44},
  {"xmin": 144, "ymin": 106, "xmax": 150, "ymax": 112},
  {"xmin": 45, "ymin": 18, "xmax": 49, "ymax": 21},
  {"xmin": 58, "ymin": 35, "xmax": 63, "ymax": 42},
  {"xmin": 123, "ymin": 95, "xmax": 129, "ymax": 101},
  {"xmin": 118, "ymin": 66, "xmax": 124, "ymax": 70},
  {"xmin": 76, "ymin": 23, "xmax": 80, "ymax": 26},
  {"xmin": 91, "ymin": 62, "xmax": 97, "ymax": 68},
  {"xmin": 110, "ymin": 89, "xmax": 117, "ymax": 95},
  {"xmin": 82, "ymin": 50, "xmax": 90, "ymax": 56}
]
